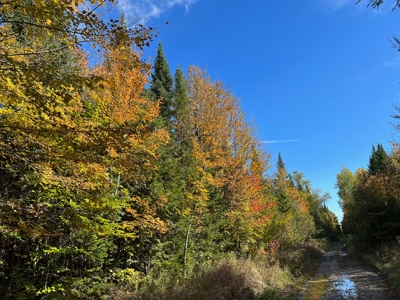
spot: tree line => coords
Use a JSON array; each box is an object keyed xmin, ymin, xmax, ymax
[
  {"xmin": 0, "ymin": 1, "xmax": 339, "ymax": 299},
  {"xmin": 336, "ymin": 141, "xmax": 400, "ymax": 248}
]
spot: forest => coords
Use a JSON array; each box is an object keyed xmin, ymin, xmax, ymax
[{"xmin": 0, "ymin": 0, "xmax": 399, "ymax": 299}]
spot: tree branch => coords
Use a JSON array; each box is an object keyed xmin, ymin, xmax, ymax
[{"xmin": 1, "ymin": 40, "xmax": 89, "ymax": 57}]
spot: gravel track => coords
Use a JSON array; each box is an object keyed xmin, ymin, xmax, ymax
[{"xmin": 299, "ymin": 243, "xmax": 398, "ymax": 300}]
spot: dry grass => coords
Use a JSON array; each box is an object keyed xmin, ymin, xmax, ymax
[
  {"xmin": 125, "ymin": 257, "xmax": 293, "ymax": 300},
  {"xmin": 272, "ymin": 242, "xmax": 326, "ymax": 277},
  {"xmin": 105, "ymin": 240, "xmax": 328, "ymax": 300},
  {"xmin": 105, "ymin": 257, "xmax": 293, "ymax": 300}
]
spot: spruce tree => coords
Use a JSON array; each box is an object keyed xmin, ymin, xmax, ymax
[
  {"xmin": 368, "ymin": 143, "xmax": 390, "ymax": 175},
  {"xmin": 277, "ymin": 152, "xmax": 287, "ymax": 173},
  {"xmin": 172, "ymin": 65, "xmax": 191, "ymax": 148},
  {"xmin": 287, "ymin": 173, "xmax": 295, "ymax": 187},
  {"xmin": 149, "ymin": 63, "xmax": 201, "ymax": 277},
  {"xmin": 368, "ymin": 145, "xmax": 377, "ymax": 174},
  {"xmin": 173, "ymin": 65, "xmax": 189, "ymax": 123},
  {"xmin": 275, "ymin": 153, "xmax": 293, "ymax": 213},
  {"xmin": 277, "ymin": 189, "xmax": 293, "ymax": 213},
  {"xmin": 150, "ymin": 42, "xmax": 173, "ymax": 122}
]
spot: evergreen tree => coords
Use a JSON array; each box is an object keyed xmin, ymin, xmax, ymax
[
  {"xmin": 275, "ymin": 153, "xmax": 292, "ymax": 213},
  {"xmin": 368, "ymin": 143, "xmax": 390, "ymax": 175},
  {"xmin": 149, "ymin": 64, "xmax": 203, "ymax": 277},
  {"xmin": 150, "ymin": 42, "xmax": 173, "ymax": 122},
  {"xmin": 172, "ymin": 65, "xmax": 191, "ymax": 149},
  {"xmin": 287, "ymin": 173, "xmax": 295, "ymax": 187},
  {"xmin": 368, "ymin": 144, "xmax": 377, "ymax": 174},
  {"xmin": 277, "ymin": 189, "xmax": 293, "ymax": 213},
  {"xmin": 277, "ymin": 152, "xmax": 287, "ymax": 173},
  {"xmin": 173, "ymin": 65, "xmax": 189, "ymax": 123}
]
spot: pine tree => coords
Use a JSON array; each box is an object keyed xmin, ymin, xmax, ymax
[{"xmin": 150, "ymin": 42, "xmax": 173, "ymax": 122}]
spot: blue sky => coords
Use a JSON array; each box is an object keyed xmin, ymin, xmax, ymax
[{"xmin": 117, "ymin": 0, "xmax": 400, "ymax": 221}]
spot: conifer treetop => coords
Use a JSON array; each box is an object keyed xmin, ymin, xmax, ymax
[
  {"xmin": 150, "ymin": 42, "xmax": 173, "ymax": 120},
  {"xmin": 277, "ymin": 152, "xmax": 287, "ymax": 173},
  {"xmin": 173, "ymin": 65, "xmax": 189, "ymax": 121}
]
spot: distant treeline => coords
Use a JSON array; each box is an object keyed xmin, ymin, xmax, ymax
[{"xmin": 336, "ymin": 142, "xmax": 400, "ymax": 248}]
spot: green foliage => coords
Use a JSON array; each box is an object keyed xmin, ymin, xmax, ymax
[
  {"xmin": 335, "ymin": 167, "xmax": 357, "ymax": 210},
  {"xmin": 368, "ymin": 143, "xmax": 391, "ymax": 175},
  {"xmin": 0, "ymin": 3, "xmax": 333, "ymax": 297},
  {"xmin": 274, "ymin": 154, "xmax": 292, "ymax": 214},
  {"xmin": 173, "ymin": 65, "xmax": 189, "ymax": 124},
  {"xmin": 277, "ymin": 152, "xmax": 287, "ymax": 173},
  {"xmin": 111, "ymin": 241, "xmax": 327, "ymax": 300},
  {"xmin": 272, "ymin": 159, "xmax": 339, "ymax": 247},
  {"xmin": 150, "ymin": 42, "xmax": 174, "ymax": 122},
  {"xmin": 314, "ymin": 206, "xmax": 341, "ymax": 240},
  {"xmin": 276, "ymin": 189, "xmax": 293, "ymax": 213},
  {"xmin": 338, "ymin": 145, "xmax": 400, "ymax": 248}
]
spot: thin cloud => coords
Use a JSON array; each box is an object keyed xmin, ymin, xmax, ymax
[
  {"xmin": 319, "ymin": 0, "xmax": 352, "ymax": 12},
  {"xmin": 262, "ymin": 139, "xmax": 300, "ymax": 144},
  {"xmin": 384, "ymin": 57, "xmax": 400, "ymax": 67},
  {"xmin": 118, "ymin": 0, "xmax": 199, "ymax": 20}
]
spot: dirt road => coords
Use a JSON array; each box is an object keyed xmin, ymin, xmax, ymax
[{"xmin": 299, "ymin": 243, "xmax": 398, "ymax": 300}]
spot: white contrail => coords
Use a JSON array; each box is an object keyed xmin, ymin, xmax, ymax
[{"xmin": 261, "ymin": 139, "xmax": 300, "ymax": 144}]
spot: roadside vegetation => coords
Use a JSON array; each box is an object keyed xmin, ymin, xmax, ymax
[
  {"xmin": 346, "ymin": 237, "xmax": 400, "ymax": 295},
  {"xmin": 4, "ymin": 0, "xmax": 400, "ymax": 299},
  {"xmin": 336, "ymin": 142, "xmax": 400, "ymax": 295},
  {"xmin": 0, "ymin": 1, "xmax": 341, "ymax": 299},
  {"xmin": 105, "ymin": 239, "xmax": 329, "ymax": 300},
  {"xmin": 332, "ymin": 1, "xmax": 400, "ymax": 296}
]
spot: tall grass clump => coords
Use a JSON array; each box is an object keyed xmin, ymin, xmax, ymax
[
  {"xmin": 104, "ymin": 240, "xmax": 328, "ymax": 300},
  {"xmin": 108, "ymin": 255, "xmax": 293, "ymax": 300}
]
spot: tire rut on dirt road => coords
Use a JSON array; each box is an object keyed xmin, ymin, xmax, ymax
[{"xmin": 299, "ymin": 243, "xmax": 398, "ymax": 300}]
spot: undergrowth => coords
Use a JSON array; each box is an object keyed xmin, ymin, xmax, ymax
[
  {"xmin": 104, "ymin": 239, "xmax": 328, "ymax": 300},
  {"xmin": 345, "ymin": 234, "xmax": 400, "ymax": 296},
  {"xmin": 351, "ymin": 240, "xmax": 400, "ymax": 296}
]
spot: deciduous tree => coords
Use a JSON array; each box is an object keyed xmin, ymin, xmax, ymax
[{"xmin": 187, "ymin": 66, "xmax": 272, "ymax": 255}]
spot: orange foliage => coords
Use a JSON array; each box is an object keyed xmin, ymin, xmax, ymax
[
  {"xmin": 88, "ymin": 47, "xmax": 169, "ymax": 180},
  {"xmin": 187, "ymin": 66, "xmax": 273, "ymax": 251}
]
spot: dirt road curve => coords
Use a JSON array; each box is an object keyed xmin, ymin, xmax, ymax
[{"xmin": 299, "ymin": 243, "xmax": 398, "ymax": 300}]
